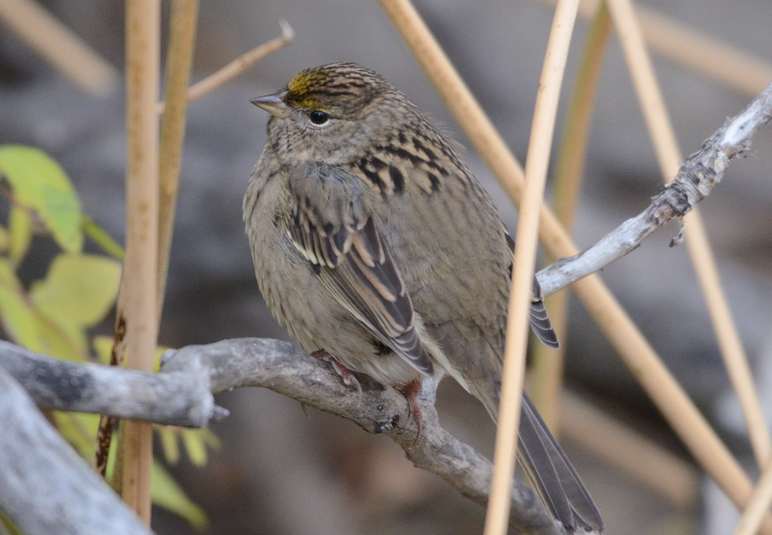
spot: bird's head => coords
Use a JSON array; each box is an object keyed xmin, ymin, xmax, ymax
[{"xmin": 252, "ymin": 62, "xmax": 412, "ymax": 165}]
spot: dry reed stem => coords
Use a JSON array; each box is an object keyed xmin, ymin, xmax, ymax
[
  {"xmin": 736, "ymin": 462, "xmax": 772, "ymax": 535},
  {"xmin": 530, "ymin": 2, "xmax": 611, "ymax": 432},
  {"xmin": 156, "ymin": 20, "xmax": 294, "ymax": 114},
  {"xmin": 118, "ymin": 0, "xmax": 161, "ymax": 523},
  {"xmin": 484, "ymin": 1, "xmax": 579, "ymax": 533},
  {"xmin": 605, "ymin": 0, "xmax": 771, "ymax": 470},
  {"xmin": 542, "ymin": 0, "xmax": 772, "ymax": 96},
  {"xmin": 0, "ymin": 0, "xmax": 117, "ymax": 95},
  {"xmin": 560, "ymin": 391, "xmax": 698, "ymax": 509},
  {"xmin": 158, "ymin": 0, "xmax": 199, "ymax": 316},
  {"xmin": 379, "ymin": 0, "xmax": 764, "ymax": 525}
]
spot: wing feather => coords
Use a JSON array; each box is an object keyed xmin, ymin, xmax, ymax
[{"xmin": 287, "ymin": 164, "xmax": 433, "ymax": 375}]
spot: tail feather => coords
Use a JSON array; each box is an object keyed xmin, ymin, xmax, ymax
[
  {"xmin": 519, "ymin": 395, "xmax": 603, "ymax": 532},
  {"xmin": 475, "ymin": 384, "xmax": 603, "ymax": 533}
]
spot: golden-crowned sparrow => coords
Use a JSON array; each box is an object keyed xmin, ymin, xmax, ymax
[{"xmin": 244, "ymin": 62, "xmax": 602, "ymax": 532}]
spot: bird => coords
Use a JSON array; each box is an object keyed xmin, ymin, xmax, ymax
[{"xmin": 243, "ymin": 61, "xmax": 603, "ymax": 533}]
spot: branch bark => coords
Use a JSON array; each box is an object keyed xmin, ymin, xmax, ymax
[
  {"xmin": 0, "ymin": 339, "xmax": 565, "ymax": 535},
  {"xmin": 0, "ymin": 341, "xmax": 223, "ymax": 426},
  {"xmin": 536, "ymin": 82, "xmax": 772, "ymax": 297},
  {"xmin": 0, "ymin": 367, "xmax": 152, "ymax": 535}
]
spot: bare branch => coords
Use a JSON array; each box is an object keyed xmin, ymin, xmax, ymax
[
  {"xmin": 167, "ymin": 339, "xmax": 567, "ymax": 535},
  {"xmin": 0, "ymin": 367, "xmax": 152, "ymax": 535},
  {"xmin": 0, "ymin": 341, "xmax": 224, "ymax": 426},
  {"xmin": 0, "ymin": 339, "xmax": 566, "ymax": 535},
  {"xmin": 537, "ymin": 83, "xmax": 772, "ymax": 297}
]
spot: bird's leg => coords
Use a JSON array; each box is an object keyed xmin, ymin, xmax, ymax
[
  {"xmin": 397, "ymin": 378, "xmax": 423, "ymax": 440},
  {"xmin": 310, "ymin": 350, "xmax": 362, "ymax": 393}
]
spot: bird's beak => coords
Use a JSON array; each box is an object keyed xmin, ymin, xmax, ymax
[{"xmin": 250, "ymin": 90, "xmax": 290, "ymax": 117}]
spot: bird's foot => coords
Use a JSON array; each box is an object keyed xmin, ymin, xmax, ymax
[
  {"xmin": 397, "ymin": 378, "xmax": 423, "ymax": 441},
  {"xmin": 310, "ymin": 350, "xmax": 362, "ymax": 393}
]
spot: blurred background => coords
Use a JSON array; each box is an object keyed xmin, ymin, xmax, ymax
[{"xmin": 1, "ymin": 0, "xmax": 771, "ymax": 533}]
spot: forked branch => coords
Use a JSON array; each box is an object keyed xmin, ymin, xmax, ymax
[{"xmin": 536, "ymin": 82, "xmax": 772, "ymax": 297}]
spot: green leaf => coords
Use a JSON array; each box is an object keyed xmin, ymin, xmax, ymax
[
  {"xmin": 158, "ymin": 426, "xmax": 181, "ymax": 464},
  {"xmin": 0, "ymin": 145, "xmax": 83, "ymax": 252},
  {"xmin": 30, "ymin": 253, "xmax": 121, "ymax": 327},
  {"xmin": 53, "ymin": 412, "xmax": 99, "ymax": 458},
  {"xmin": 0, "ymin": 259, "xmax": 85, "ymax": 360},
  {"xmin": 152, "ymin": 462, "xmax": 208, "ymax": 530},
  {"xmin": 181, "ymin": 429, "xmax": 208, "ymax": 467},
  {"xmin": 0, "ymin": 258, "xmax": 22, "ymax": 291},
  {"xmin": 8, "ymin": 207, "xmax": 31, "ymax": 265},
  {"xmin": 92, "ymin": 334, "xmax": 115, "ymax": 364}
]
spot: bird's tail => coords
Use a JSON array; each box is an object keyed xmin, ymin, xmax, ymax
[{"xmin": 474, "ymin": 385, "xmax": 603, "ymax": 533}]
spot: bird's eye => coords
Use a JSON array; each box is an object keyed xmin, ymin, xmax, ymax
[{"xmin": 308, "ymin": 110, "xmax": 330, "ymax": 125}]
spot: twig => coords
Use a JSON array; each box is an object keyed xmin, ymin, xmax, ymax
[
  {"xmin": 535, "ymin": 83, "xmax": 772, "ymax": 296},
  {"xmin": 378, "ymin": 0, "xmax": 766, "ymax": 522},
  {"xmin": 485, "ymin": 1, "xmax": 579, "ymax": 534},
  {"xmin": 0, "ymin": 340, "xmax": 224, "ymax": 426},
  {"xmin": 0, "ymin": 367, "xmax": 152, "ymax": 535},
  {"xmin": 0, "ymin": 0, "xmax": 117, "ymax": 96},
  {"xmin": 735, "ymin": 462, "xmax": 772, "ymax": 535},
  {"xmin": 560, "ymin": 391, "xmax": 697, "ymax": 509},
  {"xmin": 530, "ymin": 2, "xmax": 611, "ymax": 431},
  {"xmin": 158, "ymin": 0, "xmax": 199, "ymax": 317},
  {"xmin": 118, "ymin": 0, "xmax": 161, "ymax": 522},
  {"xmin": 156, "ymin": 20, "xmax": 294, "ymax": 114},
  {"xmin": 604, "ymin": 0, "xmax": 771, "ymax": 471}
]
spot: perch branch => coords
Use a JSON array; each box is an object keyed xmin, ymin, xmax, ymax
[
  {"xmin": 0, "ymin": 367, "xmax": 152, "ymax": 535},
  {"xmin": 536, "ymin": 82, "xmax": 772, "ymax": 296},
  {"xmin": 0, "ymin": 339, "xmax": 567, "ymax": 535}
]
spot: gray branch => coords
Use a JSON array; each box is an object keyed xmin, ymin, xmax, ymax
[
  {"xmin": 537, "ymin": 82, "xmax": 772, "ymax": 297},
  {"xmin": 0, "ymin": 338, "xmax": 565, "ymax": 535},
  {"xmin": 0, "ymin": 340, "xmax": 226, "ymax": 426},
  {"xmin": 0, "ymin": 366, "xmax": 153, "ymax": 535}
]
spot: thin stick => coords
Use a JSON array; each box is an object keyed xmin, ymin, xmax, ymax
[
  {"xmin": 736, "ymin": 462, "xmax": 772, "ymax": 535},
  {"xmin": 541, "ymin": 0, "xmax": 772, "ymax": 96},
  {"xmin": 530, "ymin": 2, "xmax": 611, "ymax": 431},
  {"xmin": 484, "ymin": 1, "xmax": 579, "ymax": 533},
  {"xmin": 158, "ymin": 0, "xmax": 199, "ymax": 316},
  {"xmin": 606, "ymin": 0, "xmax": 771, "ymax": 470},
  {"xmin": 117, "ymin": 0, "xmax": 160, "ymax": 523},
  {"xmin": 0, "ymin": 0, "xmax": 117, "ymax": 96},
  {"xmin": 378, "ymin": 0, "xmax": 767, "ymax": 526},
  {"xmin": 156, "ymin": 20, "xmax": 294, "ymax": 114},
  {"xmin": 560, "ymin": 391, "xmax": 697, "ymax": 509}
]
